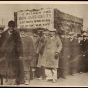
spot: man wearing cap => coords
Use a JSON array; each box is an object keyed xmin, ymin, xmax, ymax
[
  {"xmin": 0, "ymin": 20, "xmax": 23, "ymax": 85},
  {"xmin": 37, "ymin": 28, "xmax": 49, "ymax": 80},
  {"xmin": 43, "ymin": 28, "xmax": 62, "ymax": 83},
  {"xmin": 69, "ymin": 33, "xmax": 77, "ymax": 75},
  {"xmin": 19, "ymin": 28, "xmax": 34, "ymax": 85},
  {"xmin": 30, "ymin": 29, "xmax": 40, "ymax": 80},
  {"xmin": 69, "ymin": 33, "xmax": 83, "ymax": 75}
]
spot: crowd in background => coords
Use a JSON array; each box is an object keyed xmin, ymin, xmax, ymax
[{"xmin": 0, "ymin": 20, "xmax": 87, "ymax": 85}]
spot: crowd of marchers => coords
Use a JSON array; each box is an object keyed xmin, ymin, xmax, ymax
[{"xmin": 0, "ymin": 20, "xmax": 87, "ymax": 85}]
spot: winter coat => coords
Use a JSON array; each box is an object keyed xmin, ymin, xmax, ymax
[
  {"xmin": 0, "ymin": 29, "xmax": 23, "ymax": 78},
  {"xmin": 42, "ymin": 35, "xmax": 62, "ymax": 68},
  {"xmin": 37, "ymin": 35, "xmax": 47, "ymax": 67},
  {"xmin": 21, "ymin": 36, "xmax": 33, "ymax": 71},
  {"xmin": 30, "ymin": 35, "xmax": 40, "ymax": 67}
]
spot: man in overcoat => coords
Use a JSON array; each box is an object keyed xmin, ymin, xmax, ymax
[
  {"xmin": 30, "ymin": 29, "xmax": 40, "ymax": 80},
  {"xmin": 69, "ymin": 33, "xmax": 81, "ymax": 75},
  {"xmin": 80, "ymin": 35, "xmax": 88, "ymax": 73},
  {"xmin": 37, "ymin": 28, "xmax": 49, "ymax": 80},
  {"xmin": 77, "ymin": 35, "xmax": 83, "ymax": 73},
  {"xmin": 43, "ymin": 28, "xmax": 62, "ymax": 83},
  {"xmin": 59, "ymin": 33, "xmax": 71, "ymax": 79},
  {"xmin": 0, "ymin": 20, "xmax": 23, "ymax": 85},
  {"xmin": 19, "ymin": 28, "xmax": 34, "ymax": 85}
]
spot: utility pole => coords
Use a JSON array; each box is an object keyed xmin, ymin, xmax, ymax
[{"xmin": 2, "ymin": 18, "xmax": 3, "ymax": 25}]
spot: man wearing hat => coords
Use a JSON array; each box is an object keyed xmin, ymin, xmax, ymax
[
  {"xmin": 69, "ymin": 32, "xmax": 78, "ymax": 75},
  {"xmin": 19, "ymin": 28, "xmax": 34, "ymax": 85},
  {"xmin": 0, "ymin": 20, "xmax": 23, "ymax": 85},
  {"xmin": 43, "ymin": 27, "xmax": 62, "ymax": 83},
  {"xmin": 37, "ymin": 28, "xmax": 49, "ymax": 80},
  {"xmin": 30, "ymin": 28, "xmax": 40, "ymax": 80},
  {"xmin": 59, "ymin": 32, "xmax": 71, "ymax": 79}
]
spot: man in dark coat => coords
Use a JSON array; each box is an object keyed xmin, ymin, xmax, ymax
[
  {"xmin": 80, "ymin": 35, "xmax": 88, "ymax": 73},
  {"xmin": 77, "ymin": 35, "xmax": 83, "ymax": 73},
  {"xmin": 30, "ymin": 29, "xmax": 40, "ymax": 80},
  {"xmin": 0, "ymin": 25, "xmax": 5, "ymax": 85},
  {"xmin": 0, "ymin": 20, "xmax": 23, "ymax": 85},
  {"xmin": 69, "ymin": 33, "xmax": 82, "ymax": 75},
  {"xmin": 59, "ymin": 33, "xmax": 71, "ymax": 79},
  {"xmin": 69, "ymin": 33, "xmax": 77, "ymax": 75},
  {"xmin": 85, "ymin": 36, "xmax": 88, "ymax": 73}
]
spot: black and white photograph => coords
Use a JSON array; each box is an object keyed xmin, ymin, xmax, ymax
[{"xmin": 0, "ymin": 1, "xmax": 88, "ymax": 87}]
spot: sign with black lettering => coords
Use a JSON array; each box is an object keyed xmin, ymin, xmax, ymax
[{"xmin": 17, "ymin": 8, "xmax": 54, "ymax": 29}]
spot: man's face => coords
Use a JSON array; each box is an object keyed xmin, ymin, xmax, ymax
[
  {"xmin": 0, "ymin": 29, "xmax": 3, "ymax": 34},
  {"xmin": 78, "ymin": 37, "xmax": 81, "ymax": 41},
  {"xmin": 70, "ymin": 35, "xmax": 74, "ymax": 39},
  {"xmin": 64, "ymin": 35, "xmax": 70, "ymax": 38},
  {"xmin": 83, "ymin": 37, "xmax": 86, "ymax": 40},
  {"xmin": 38, "ymin": 32, "xmax": 43, "ymax": 37},
  {"xmin": 8, "ymin": 26, "xmax": 14, "ymax": 32},
  {"xmin": 43, "ymin": 31, "xmax": 49, "ymax": 36},
  {"xmin": 20, "ymin": 31, "xmax": 25, "ymax": 36},
  {"xmin": 49, "ymin": 31, "xmax": 55, "ymax": 37},
  {"xmin": 61, "ymin": 35, "xmax": 64, "ymax": 38}
]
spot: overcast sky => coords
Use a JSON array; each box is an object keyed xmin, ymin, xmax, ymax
[{"xmin": 0, "ymin": 3, "xmax": 88, "ymax": 30}]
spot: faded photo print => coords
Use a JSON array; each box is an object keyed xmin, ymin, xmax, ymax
[{"xmin": 0, "ymin": 1, "xmax": 87, "ymax": 87}]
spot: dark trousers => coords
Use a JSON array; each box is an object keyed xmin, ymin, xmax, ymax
[
  {"xmin": 84, "ymin": 56, "xmax": 88, "ymax": 72},
  {"xmin": 78, "ymin": 56, "xmax": 86, "ymax": 73},
  {"xmin": 16, "ymin": 60, "xmax": 25, "ymax": 85},
  {"xmin": 58, "ymin": 55, "xmax": 68, "ymax": 78},
  {"xmin": 0, "ymin": 74, "xmax": 3, "ymax": 85}
]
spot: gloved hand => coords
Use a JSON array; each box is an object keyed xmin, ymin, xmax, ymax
[{"xmin": 54, "ymin": 52, "xmax": 59, "ymax": 59}]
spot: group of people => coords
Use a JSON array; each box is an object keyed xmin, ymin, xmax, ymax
[
  {"xmin": 0, "ymin": 20, "xmax": 62, "ymax": 85},
  {"xmin": 0, "ymin": 20, "xmax": 87, "ymax": 85},
  {"xmin": 59, "ymin": 32, "xmax": 88, "ymax": 79}
]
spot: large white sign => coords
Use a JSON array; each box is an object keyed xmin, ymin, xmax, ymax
[{"xmin": 17, "ymin": 8, "xmax": 54, "ymax": 29}]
